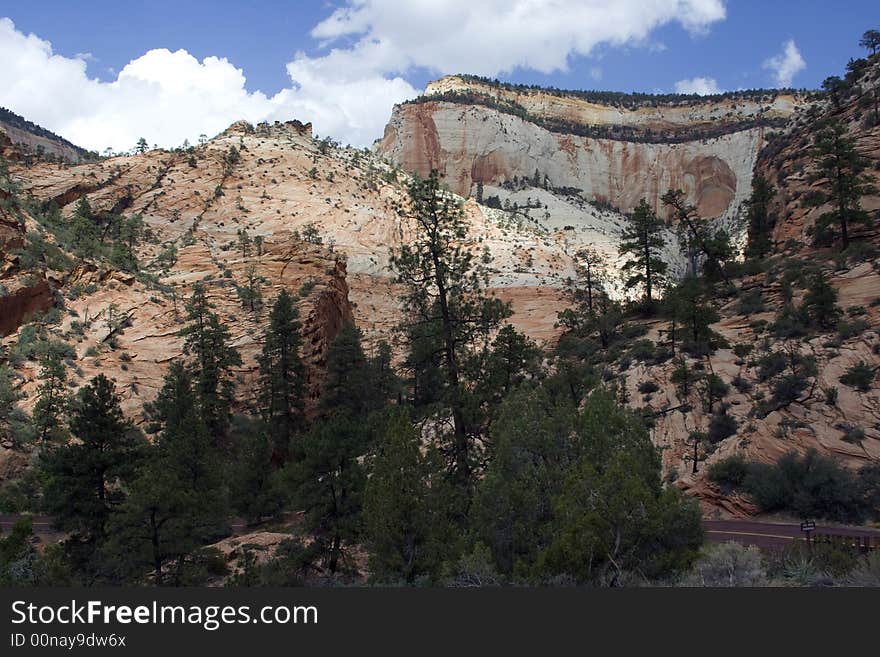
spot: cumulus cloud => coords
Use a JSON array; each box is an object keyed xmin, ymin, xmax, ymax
[
  {"xmin": 312, "ymin": 0, "xmax": 726, "ymax": 75},
  {"xmin": 0, "ymin": 3, "xmax": 728, "ymax": 149},
  {"xmin": 763, "ymin": 39, "xmax": 805, "ymax": 87},
  {"xmin": 0, "ymin": 18, "xmax": 416, "ymax": 151},
  {"xmin": 674, "ymin": 76, "xmax": 722, "ymax": 95}
]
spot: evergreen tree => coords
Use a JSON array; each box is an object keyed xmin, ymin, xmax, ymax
[
  {"xmin": 665, "ymin": 277, "xmax": 725, "ymax": 357},
  {"xmin": 103, "ymin": 457, "xmax": 193, "ymax": 585},
  {"xmin": 662, "ymin": 189, "xmax": 731, "ymax": 282},
  {"xmin": 807, "ymin": 120, "xmax": 877, "ymax": 250},
  {"xmin": 228, "ymin": 416, "xmax": 284, "ymax": 523},
  {"xmin": 320, "ymin": 323, "xmax": 371, "ymax": 417},
  {"xmin": 671, "ymin": 357, "xmax": 699, "ymax": 402},
  {"xmin": 363, "ymin": 408, "xmax": 440, "ymax": 583},
  {"xmin": 390, "ymin": 170, "xmax": 511, "ymax": 490},
  {"xmin": 108, "ymin": 214, "xmax": 144, "ymax": 272},
  {"xmin": 237, "ymin": 228, "xmax": 252, "ymax": 257},
  {"xmin": 135, "ymin": 138, "xmax": 148, "ymax": 154},
  {"xmin": 860, "ymin": 29, "xmax": 880, "ymax": 56},
  {"xmin": 32, "ymin": 343, "xmax": 70, "ymax": 444},
  {"xmin": 475, "ymin": 389, "xmax": 702, "ymax": 583},
  {"xmin": 41, "ymin": 375, "xmax": 144, "ymax": 578},
  {"xmin": 566, "ymin": 247, "xmax": 606, "ymax": 315},
  {"xmin": 178, "ymin": 284, "xmax": 242, "ymax": 438},
  {"xmin": 473, "ymin": 389, "xmax": 578, "ymax": 574},
  {"xmin": 69, "ymin": 195, "xmax": 100, "ymax": 255},
  {"xmin": 0, "ymin": 366, "xmax": 24, "ymax": 445},
  {"xmin": 367, "ymin": 340, "xmax": 402, "ymax": 407},
  {"xmin": 258, "ymin": 290, "xmax": 305, "ymax": 462},
  {"xmin": 801, "ymin": 271, "xmax": 841, "ymax": 330},
  {"xmin": 479, "ymin": 324, "xmax": 541, "ymax": 404},
  {"xmin": 591, "ymin": 294, "xmax": 624, "ymax": 350},
  {"xmin": 284, "ymin": 412, "xmax": 368, "ymax": 574},
  {"xmin": 108, "ymin": 363, "xmax": 227, "ymax": 584},
  {"xmin": 236, "ymin": 264, "xmax": 262, "ymax": 313},
  {"xmin": 744, "ymin": 176, "xmax": 776, "ymax": 259},
  {"xmin": 618, "ymin": 199, "xmax": 668, "ymax": 304}
]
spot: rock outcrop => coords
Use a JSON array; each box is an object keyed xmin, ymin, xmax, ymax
[{"xmin": 377, "ymin": 76, "xmax": 805, "ymax": 223}]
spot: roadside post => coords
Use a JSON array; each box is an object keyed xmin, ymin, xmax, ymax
[{"xmin": 800, "ymin": 519, "xmax": 816, "ymax": 550}]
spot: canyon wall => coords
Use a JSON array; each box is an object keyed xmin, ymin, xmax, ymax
[{"xmin": 378, "ymin": 77, "xmax": 805, "ymax": 223}]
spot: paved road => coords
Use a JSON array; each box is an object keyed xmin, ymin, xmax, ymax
[
  {"xmin": 4, "ymin": 515, "xmax": 878, "ymax": 550},
  {"xmin": 0, "ymin": 514, "xmax": 55, "ymax": 534},
  {"xmin": 704, "ymin": 520, "xmax": 880, "ymax": 550},
  {"xmin": 1, "ymin": 514, "xmax": 248, "ymax": 535}
]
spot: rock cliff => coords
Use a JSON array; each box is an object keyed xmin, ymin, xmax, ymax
[{"xmin": 377, "ymin": 76, "xmax": 805, "ymax": 224}]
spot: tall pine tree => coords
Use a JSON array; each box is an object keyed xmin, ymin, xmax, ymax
[
  {"xmin": 258, "ymin": 289, "xmax": 305, "ymax": 462},
  {"xmin": 178, "ymin": 283, "xmax": 242, "ymax": 439},
  {"xmin": 41, "ymin": 375, "xmax": 144, "ymax": 579},
  {"xmin": 808, "ymin": 120, "xmax": 877, "ymax": 250},
  {"xmin": 390, "ymin": 170, "xmax": 511, "ymax": 491},
  {"xmin": 618, "ymin": 199, "xmax": 668, "ymax": 304}
]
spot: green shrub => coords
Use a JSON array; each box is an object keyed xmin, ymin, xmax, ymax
[
  {"xmin": 680, "ymin": 542, "xmax": 767, "ymax": 587},
  {"xmin": 637, "ymin": 380, "xmax": 660, "ymax": 394},
  {"xmin": 822, "ymin": 386, "xmax": 838, "ymax": 405},
  {"xmin": 731, "ymin": 375, "xmax": 753, "ymax": 394},
  {"xmin": 837, "ymin": 318, "xmax": 869, "ymax": 340},
  {"xmin": 298, "ymin": 278, "xmax": 317, "ymax": 297},
  {"xmin": 707, "ymin": 455, "xmax": 750, "ymax": 488},
  {"xmin": 840, "ymin": 425, "xmax": 865, "ymax": 444},
  {"xmin": 707, "ymin": 412, "xmax": 738, "ymax": 443},
  {"xmin": 840, "ymin": 361, "xmax": 875, "ymax": 392},
  {"xmin": 737, "ymin": 289, "xmax": 765, "ymax": 315},
  {"xmin": 756, "ymin": 351, "xmax": 787, "ymax": 381},
  {"xmin": 743, "ymin": 449, "xmax": 865, "ymax": 523}
]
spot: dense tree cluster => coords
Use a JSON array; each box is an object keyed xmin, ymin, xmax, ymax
[{"xmin": 0, "ymin": 170, "xmax": 707, "ymax": 587}]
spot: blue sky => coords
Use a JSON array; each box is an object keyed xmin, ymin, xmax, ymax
[{"xmin": 1, "ymin": 1, "xmax": 878, "ymax": 150}]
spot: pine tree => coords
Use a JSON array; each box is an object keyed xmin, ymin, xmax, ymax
[
  {"xmin": 808, "ymin": 120, "xmax": 877, "ymax": 250},
  {"xmin": 178, "ymin": 284, "xmax": 242, "ymax": 438},
  {"xmin": 320, "ymin": 323, "xmax": 370, "ymax": 417},
  {"xmin": 744, "ymin": 176, "xmax": 776, "ymax": 259},
  {"xmin": 618, "ymin": 199, "xmax": 668, "ymax": 304},
  {"xmin": 236, "ymin": 264, "xmax": 262, "ymax": 313},
  {"xmin": 237, "ymin": 228, "xmax": 252, "ymax": 257},
  {"xmin": 367, "ymin": 340, "xmax": 401, "ymax": 407},
  {"xmin": 662, "ymin": 189, "xmax": 731, "ymax": 282},
  {"xmin": 32, "ymin": 343, "xmax": 70, "ymax": 444},
  {"xmin": 70, "ymin": 195, "xmax": 99, "ymax": 255},
  {"xmin": 0, "ymin": 366, "xmax": 32, "ymax": 447},
  {"xmin": 258, "ymin": 290, "xmax": 305, "ymax": 462},
  {"xmin": 390, "ymin": 171, "xmax": 511, "ymax": 490},
  {"xmin": 229, "ymin": 416, "xmax": 283, "ymax": 523},
  {"xmin": 860, "ymin": 29, "xmax": 880, "ymax": 56},
  {"xmin": 102, "ymin": 458, "xmax": 193, "ymax": 585},
  {"xmin": 41, "ymin": 375, "xmax": 144, "ymax": 577},
  {"xmin": 801, "ymin": 271, "xmax": 841, "ymax": 330},
  {"xmin": 666, "ymin": 277, "xmax": 725, "ymax": 357},
  {"xmin": 565, "ymin": 247, "xmax": 606, "ymax": 316},
  {"xmin": 108, "ymin": 214, "xmax": 144, "ymax": 272},
  {"xmin": 363, "ymin": 408, "xmax": 439, "ymax": 583},
  {"xmin": 284, "ymin": 412, "xmax": 368, "ymax": 574},
  {"xmin": 108, "ymin": 363, "xmax": 227, "ymax": 584},
  {"xmin": 480, "ymin": 324, "xmax": 541, "ymax": 403}
]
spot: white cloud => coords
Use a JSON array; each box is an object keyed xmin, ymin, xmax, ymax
[
  {"xmin": 0, "ymin": 3, "xmax": 728, "ymax": 149},
  {"xmin": 312, "ymin": 0, "xmax": 726, "ymax": 76},
  {"xmin": 763, "ymin": 39, "xmax": 805, "ymax": 87},
  {"xmin": 674, "ymin": 76, "xmax": 721, "ymax": 95},
  {"xmin": 0, "ymin": 18, "xmax": 416, "ymax": 150}
]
